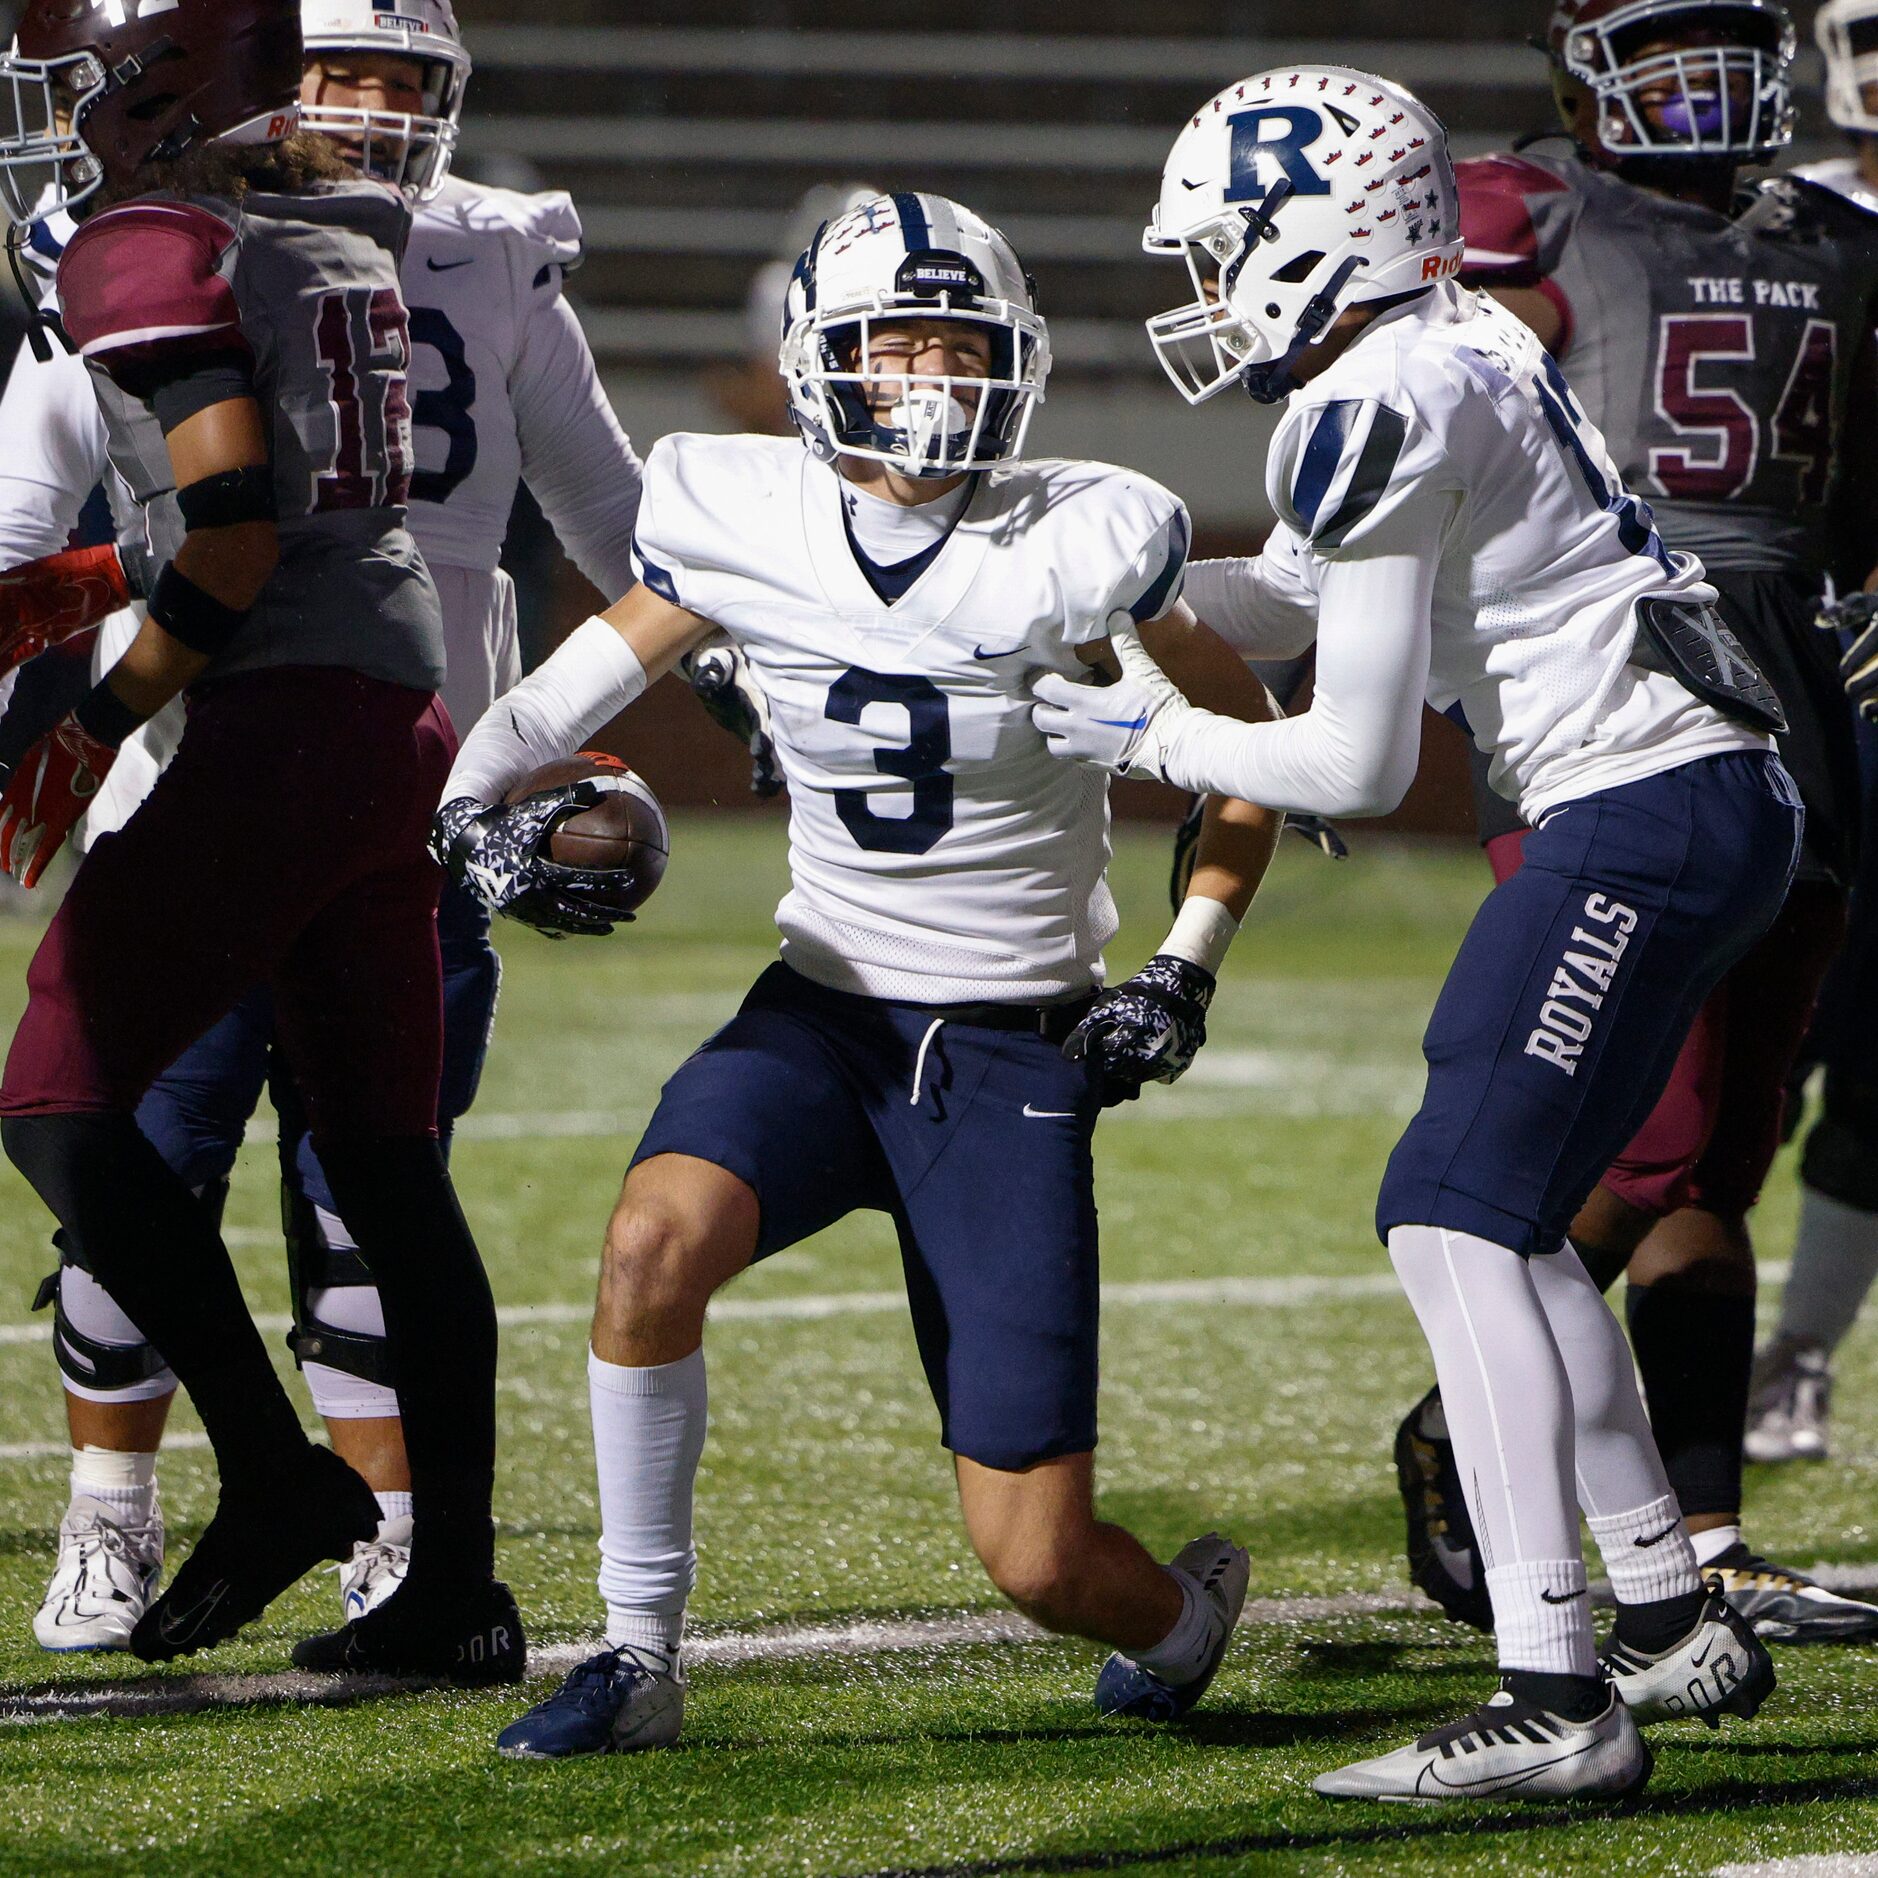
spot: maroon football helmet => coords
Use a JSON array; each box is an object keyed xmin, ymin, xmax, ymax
[
  {"xmin": 1546, "ymin": 0, "xmax": 1795, "ymax": 165},
  {"xmin": 0, "ymin": 0, "xmax": 303, "ymax": 225}
]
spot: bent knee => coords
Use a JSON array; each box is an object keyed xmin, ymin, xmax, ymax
[
  {"xmin": 980, "ymin": 1539, "xmax": 1090, "ymax": 1633},
  {"xmin": 600, "ymin": 1160, "xmax": 757, "ymax": 1318}
]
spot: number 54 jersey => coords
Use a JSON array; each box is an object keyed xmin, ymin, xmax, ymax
[
  {"xmin": 1456, "ymin": 148, "xmax": 1878, "ymax": 581},
  {"xmin": 630, "ymin": 434, "xmax": 1190, "ymax": 1004},
  {"xmin": 55, "ymin": 178, "xmax": 443, "ymax": 694}
]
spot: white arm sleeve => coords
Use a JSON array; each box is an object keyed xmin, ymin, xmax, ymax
[
  {"xmin": 1181, "ymin": 526, "xmax": 1321, "ymax": 660},
  {"xmin": 514, "ymin": 294, "xmax": 643, "ymax": 603},
  {"xmin": 1158, "ymin": 546, "xmax": 1438, "ymax": 819},
  {"xmin": 444, "ymin": 615, "xmax": 648, "ymax": 804},
  {"xmin": 0, "ymin": 336, "xmax": 111, "ymax": 567}
]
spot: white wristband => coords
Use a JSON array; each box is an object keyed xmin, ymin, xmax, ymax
[
  {"xmin": 445, "ymin": 614, "xmax": 648, "ymax": 805},
  {"xmin": 1159, "ymin": 894, "xmax": 1240, "ymax": 976}
]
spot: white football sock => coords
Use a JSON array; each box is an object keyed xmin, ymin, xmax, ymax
[
  {"xmin": 1587, "ymin": 1494, "xmax": 1701, "ymax": 1609},
  {"xmin": 1127, "ymin": 1568, "xmax": 1215, "ymax": 1684},
  {"xmin": 1529, "ymin": 1243, "xmax": 1687, "ymax": 1524},
  {"xmin": 1776, "ymin": 1187, "xmax": 1878, "ymax": 1351},
  {"xmin": 375, "ymin": 1490, "xmax": 414, "ymax": 1529},
  {"xmin": 1691, "ymin": 1523, "xmax": 1743, "ymax": 1569},
  {"xmin": 590, "ymin": 1345, "xmax": 707, "ymax": 1674},
  {"xmin": 70, "ymin": 1444, "xmax": 157, "ymax": 1526},
  {"xmin": 1388, "ymin": 1225, "xmax": 1593, "ymax": 1675}
]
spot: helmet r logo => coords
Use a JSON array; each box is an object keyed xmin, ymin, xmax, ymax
[{"xmin": 1226, "ymin": 105, "xmax": 1333, "ymax": 202}]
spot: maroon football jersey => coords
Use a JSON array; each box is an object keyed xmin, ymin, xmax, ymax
[
  {"xmin": 1457, "ymin": 147, "xmax": 1878, "ymax": 580},
  {"xmin": 57, "ymin": 178, "xmax": 443, "ymax": 693}
]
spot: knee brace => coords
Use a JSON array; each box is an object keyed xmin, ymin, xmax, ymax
[
  {"xmin": 1801, "ymin": 1072, "xmax": 1878, "ymax": 1213},
  {"xmin": 34, "ymin": 1235, "xmax": 176, "ymax": 1402},
  {"xmin": 282, "ymin": 1178, "xmax": 395, "ymax": 1391}
]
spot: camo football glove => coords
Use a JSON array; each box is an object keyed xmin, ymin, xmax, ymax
[
  {"xmin": 683, "ymin": 642, "xmax": 783, "ymax": 798},
  {"xmin": 1064, "ymin": 954, "xmax": 1215, "ymax": 1107},
  {"xmin": 1820, "ymin": 589, "xmax": 1878, "ymax": 722},
  {"xmin": 0, "ymin": 544, "xmax": 141, "ymax": 681},
  {"xmin": 0, "ymin": 631, "xmax": 121, "ymax": 888},
  {"xmin": 431, "ymin": 785, "xmax": 639, "ymax": 940}
]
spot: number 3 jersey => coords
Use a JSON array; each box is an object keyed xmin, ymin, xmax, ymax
[
  {"xmin": 629, "ymin": 434, "xmax": 1190, "ymax": 1004},
  {"xmin": 1455, "ymin": 148, "xmax": 1878, "ymax": 581},
  {"xmin": 54, "ymin": 178, "xmax": 444, "ymax": 693}
]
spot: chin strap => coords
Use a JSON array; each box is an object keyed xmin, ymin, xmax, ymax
[
  {"xmin": 5, "ymin": 227, "xmax": 73, "ymax": 366},
  {"xmin": 1240, "ymin": 255, "xmax": 1363, "ymax": 405}
]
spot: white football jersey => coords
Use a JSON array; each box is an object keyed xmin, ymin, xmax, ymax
[
  {"xmin": 1232, "ymin": 284, "xmax": 1766, "ymax": 823},
  {"xmin": 630, "ymin": 433, "xmax": 1191, "ymax": 1003}
]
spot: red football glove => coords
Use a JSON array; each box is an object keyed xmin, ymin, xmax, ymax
[
  {"xmin": 0, "ymin": 712, "xmax": 118, "ymax": 889},
  {"xmin": 0, "ymin": 545, "xmax": 134, "ymax": 680}
]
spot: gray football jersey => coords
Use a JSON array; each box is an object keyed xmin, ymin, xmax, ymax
[
  {"xmin": 1458, "ymin": 148, "xmax": 1878, "ymax": 576},
  {"xmin": 56, "ymin": 179, "xmax": 443, "ymax": 692}
]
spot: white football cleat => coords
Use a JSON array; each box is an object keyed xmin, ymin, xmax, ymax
[
  {"xmin": 337, "ymin": 1515, "xmax": 412, "ymax": 1622},
  {"xmin": 34, "ymin": 1495, "xmax": 165, "ymax": 1653},
  {"xmin": 1744, "ymin": 1336, "xmax": 1831, "ymax": 1463},
  {"xmin": 1599, "ymin": 1591, "xmax": 1775, "ymax": 1725},
  {"xmin": 1314, "ymin": 1685, "xmax": 1651, "ymax": 1803}
]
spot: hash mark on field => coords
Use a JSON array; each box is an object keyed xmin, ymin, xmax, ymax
[{"xmin": 1714, "ymin": 1861, "xmax": 1878, "ymax": 1876}]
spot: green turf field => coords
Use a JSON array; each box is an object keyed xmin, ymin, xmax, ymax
[{"xmin": 2, "ymin": 819, "xmax": 1876, "ymax": 1875}]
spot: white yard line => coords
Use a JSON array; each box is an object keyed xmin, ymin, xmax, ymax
[
  {"xmin": 1714, "ymin": 1861, "xmax": 1878, "ymax": 1877},
  {"xmin": 0, "ymin": 1592, "xmax": 1435, "ymax": 1725}
]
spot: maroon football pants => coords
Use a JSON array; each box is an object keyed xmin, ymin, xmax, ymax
[{"xmin": 1, "ymin": 666, "xmax": 455, "ymax": 1133}]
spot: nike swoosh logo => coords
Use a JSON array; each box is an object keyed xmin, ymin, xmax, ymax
[
  {"xmin": 1094, "ymin": 715, "xmax": 1151, "ymax": 732},
  {"xmin": 157, "ymin": 1578, "xmax": 231, "ymax": 1642},
  {"xmin": 1420, "ymin": 1737, "xmax": 1596, "ymax": 1794},
  {"xmin": 1023, "ymin": 1104, "xmax": 1077, "ymax": 1119},
  {"xmin": 973, "ymin": 643, "xmax": 1026, "ymax": 660},
  {"xmin": 1634, "ymin": 1523, "xmax": 1678, "ymax": 1549},
  {"xmin": 1540, "ymin": 1586, "xmax": 1587, "ymax": 1604},
  {"xmin": 1180, "ymin": 177, "xmax": 1205, "ymax": 190},
  {"xmin": 426, "ymin": 256, "xmax": 474, "ymax": 272}
]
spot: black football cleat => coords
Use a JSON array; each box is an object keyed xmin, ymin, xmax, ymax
[
  {"xmin": 292, "ymin": 1575, "xmax": 526, "ymax": 1687},
  {"xmin": 130, "ymin": 1444, "xmax": 379, "ymax": 1662},
  {"xmin": 1395, "ymin": 1385, "xmax": 1495, "ymax": 1633}
]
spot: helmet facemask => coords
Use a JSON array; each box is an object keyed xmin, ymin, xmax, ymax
[
  {"xmin": 1146, "ymin": 179, "xmax": 1365, "ymax": 407},
  {"xmin": 0, "ymin": 47, "xmax": 111, "ymax": 225},
  {"xmin": 299, "ymin": 46, "xmax": 466, "ymax": 198},
  {"xmin": 1556, "ymin": 0, "xmax": 1795, "ymax": 162},
  {"xmin": 783, "ymin": 266, "xmax": 1048, "ymax": 477},
  {"xmin": 1817, "ymin": 0, "xmax": 1878, "ymax": 137}
]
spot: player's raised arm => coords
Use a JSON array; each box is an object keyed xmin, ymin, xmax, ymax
[{"xmin": 1053, "ymin": 600, "xmax": 1286, "ymax": 1106}]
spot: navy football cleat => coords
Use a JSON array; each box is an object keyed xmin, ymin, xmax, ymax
[
  {"xmin": 496, "ymin": 1648, "xmax": 685, "ymax": 1759},
  {"xmin": 1094, "ymin": 1532, "xmax": 1249, "ymax": 1720}
]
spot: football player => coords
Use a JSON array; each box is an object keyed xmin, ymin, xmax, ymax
[
  {"xmin": 435, "ymin": 191, "xmax": 1285, "ymax": 1758},
  {"xmin": 0, "ymin": 0, "xmax": 647, "ymax": 1654},
  {"xmin": 0, "ymin": 0, "xmax": 516, "ymax": 1679},
  {"xmin": 1037, "ymin": 66, "xmax": 1789, "ymax": 1800},
  {"xmin": 1386, "ymin": 0, "xmax": 1878, "ymax": 1641},
  {"xmin": 1745, "ymin": 0, "xmax": 1878, "ymax": 1466}
]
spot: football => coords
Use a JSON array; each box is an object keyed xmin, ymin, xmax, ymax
[{"xmin": 503, "ymin": 751, "xmax": 670, "ymax": 912}]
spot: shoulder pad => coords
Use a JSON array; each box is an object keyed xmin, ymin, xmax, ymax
[
  {"xmin": 57, "ymin": 199, "xmax": 242, "ymax": 381},
  {"xmin": 1271, "ymin": 396, "xmax": 1414, "ymax": 554},
  {"xmin": 1457, "ymin": 152, "xmax": 1575, "ymax": 283},
  {"xmin": 431, "ymin": 178, "xmax": 586, "ymax": 280}
]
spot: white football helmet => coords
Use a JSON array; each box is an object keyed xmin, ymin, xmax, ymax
[
  {"xmin": 1144, "ymin": 69, "xmax": 1465, "ymax": 406},
  {"xmin": 299, "ymin": 0, "xmax": 470, "ymax": 199},
  {"xmin": 779, "ymin": 191, "xmax": 1050, "ymax": 478},
  {"xmin": 1818, "ymin": 0, "xmax": 1878, "ymax": 135}
]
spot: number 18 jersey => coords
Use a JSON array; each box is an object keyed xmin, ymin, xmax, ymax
[
  {"xmin": 630, "ymin": 434, "xmax": 1189, "ymax": 1004},
  {"xmin": 1457, "ymin": 148, "xmax": 1878, "ymax": 578},
  {"xmin": 55, "ymin": 178, "xmax": 443, "ymax": 693}
]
